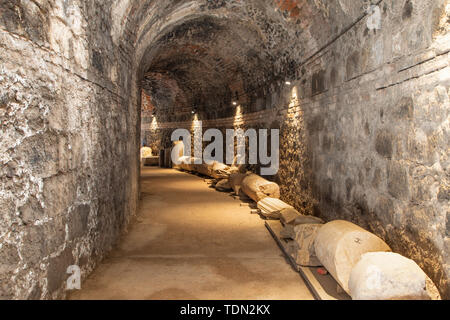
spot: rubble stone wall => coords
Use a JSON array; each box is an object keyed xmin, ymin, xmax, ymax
[{"xmin": 0, "ymin": 1, "xmax": 139, "ymax": 299}]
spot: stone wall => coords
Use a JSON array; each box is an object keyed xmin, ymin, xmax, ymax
[{"xmin": 0, "ymin": 0, "xmax": 139, "ymax": 299}]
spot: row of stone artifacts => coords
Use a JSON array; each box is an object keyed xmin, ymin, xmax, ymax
[{"xmin": 173, "ymin": 155, "xmax": 441, "ymax": 300}]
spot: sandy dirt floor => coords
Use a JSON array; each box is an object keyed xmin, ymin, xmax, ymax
[{"xmin": 69, "ymin": 167, "xmax": 313, "ymax": 300}]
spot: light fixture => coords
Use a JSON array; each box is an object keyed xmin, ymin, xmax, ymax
[
  {"xmin": 232, "ymin": 101, "xmax": 237, "ymax": 106},
  {"xmin": 285, "ymin": 81, "xmax": 292, "ymax": 85}
]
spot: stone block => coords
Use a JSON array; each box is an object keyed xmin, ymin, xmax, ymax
[
  {"xmin": 0, "ymin": 243, "xmax": 20, "ymax": 274},
  {"xmin": 194, "ymin": 162, "xmax": 212, "ymax": 176},
  {"xmin": 68, "ymin": 204, "xmax": 90, "ymax": 241},
  {"xmin": 375, "ymin": 130, "xmax": 393, "ymax": 159},
  {"xmin": 387, "ymin": 162, "xmax": 410, "ymax": 200},
  {"xmin": 209, "ymin": 161, "xmax": 230, "ymax": 179},
  {"xmin": 293, "ymin": 214, "xmax": 324, "ymax": 226},
  {"xmin": 143, "ymin": 156, "xmax": 159, "ymax": 166},
  {"xmin": 314, "ymin": 220, "xmax": 391, "ymax": 293},
  {"xmin": 349, "ymin": 252, "xmax": 441, "ymax": 300},
  {"xmin": 229, "ymin": 173, "xmax": 246, "ymax": 195},
  {"xmin": 215, "ymin": 179, "xmax": 232, "ymax": 192}
]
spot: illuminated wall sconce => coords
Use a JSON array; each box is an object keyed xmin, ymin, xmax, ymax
[
  {"xmin": 285, "ymin": 81, "xmax": 292, "ymax": 85},
  {"xmin": 232, "ymin": 101, "xmax": 238, "ymax": 106}
]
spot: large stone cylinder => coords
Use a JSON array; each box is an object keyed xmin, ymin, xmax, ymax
[
  {"xmin": 349, "ymin": 252, "xmax": 441, "ymax": 300},
  {"xmin": 240, "ymin": 174, "xmax": 280, "ymax": 202},
  {"xmin": 314, "ymin": 220, "xmax": 391, "ymax": 293}
]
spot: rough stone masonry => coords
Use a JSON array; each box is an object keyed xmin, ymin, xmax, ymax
[{"xmin": 1, "ymin": 0, "xmax": 449, "ymax": 299}]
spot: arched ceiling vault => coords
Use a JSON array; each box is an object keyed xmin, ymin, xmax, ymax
[{"xmin": 113, "ymin": 0, "xmax": 375, "ymax": 121}]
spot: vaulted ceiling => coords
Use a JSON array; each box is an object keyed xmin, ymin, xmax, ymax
[{"xmin": 112, "ymin": 0, "xmax": 372, "ymax": 121}]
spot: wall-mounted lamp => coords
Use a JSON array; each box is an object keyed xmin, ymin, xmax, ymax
[
  {"xmin": 285, "ymin": 81, "xmax": 292, "ymax": 85},
  {"xmin": 232, "ymin": 101, "xmax": 237, "ymax": 106}
]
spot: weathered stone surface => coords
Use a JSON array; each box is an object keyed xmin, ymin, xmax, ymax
[
  {"xmin": 209, "ymin": 161, "xmax": 230, "ymax": 179},
  {"xmin": 68, "ymin": 204, "xmax": 90, "ymax": 241},
  {"xmin": 139, "ymin": 2, "xmax": 450, "ymax": 297},
  {"xmin": 229, "ymin": 173, "xmax": 246, "ymax": 195},
  {"xmin": 159, "ymin": 150, "xmax": 166, "ymax": 168},
  {"xmin": 1, "ymin": 0, "xmax": 448, "ymax": 300},
  {"xmin": 215, "ymin": 179, "xmax": 232, "ymax": 192},
  {"xmin": 292, "ymin": 224, "xmax": 323, "ymax": 267},
  {"xmin": 194, "ymin": 162, "xmax": 213, "ymax": 176},
  {"xmin": 143, "ymin": 156, "xmax": 159, "ymax": 166},
  {"xmin": 140, "ymin": 147, "xmax": 153, "ymax": 159},
  {"xmin": 279, "ymin": 207, "xmax": 302, "ymax": 225},
  {"xmin": 164, "ymin": 149, "xmax": 172, "ymax": 168},
  {"xmin": 257, "ymin": 197, "xmax": 293, "ymax": 219},
  {"xmin": 241, "ymin": 174, "xmax": 280, "ymax": 202},
  {"xmin": 46, "ymin": 247, "xmax": 75, "ymax": 295},
  {"xmin": 292, "ymin": 215, "xmax": 325, "ymax": 226},
  {"xmin": 314, "ymin": 220, "xmax": 392, "ymax": 293},
  {"xmin": 280, "ymin": 225, "xmax": 295, "ymax": 240},
  {"xmin": 349, "ymin": 252, "xmax": 441, "ymax": 300}
]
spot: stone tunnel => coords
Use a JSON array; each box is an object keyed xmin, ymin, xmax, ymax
[{"xmin": 0, "ymin": 0, "xmax": 449, "ymax": 300}]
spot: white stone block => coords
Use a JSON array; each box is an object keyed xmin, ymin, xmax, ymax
[
  {"xmin": 257, "ymin": 197, "xmax": 292, "ymax": 219},
  {"xmin": 241, "ymin": 174, "xmax": 280, "ymax": 202}
]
